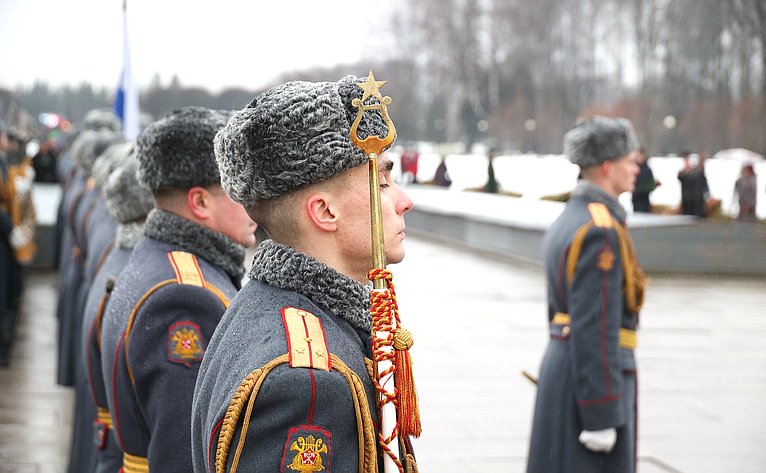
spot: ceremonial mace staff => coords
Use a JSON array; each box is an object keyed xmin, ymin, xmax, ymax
[{"xmin": 350, "ymin": 71, "xmax": 421, "ymax": 473}]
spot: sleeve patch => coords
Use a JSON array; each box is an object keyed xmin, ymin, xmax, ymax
[
  {"xmin": 280, "ymin": 425, "xmax": 332, "ymax": 473},
  {"xmin": 167, "ymin": 251, "xmax": 205, "ymax": 287},
  {"xmin": 598, "ymin": 249, "xmax": 615, "ymax": 271},
  {"xmin": 167, "ymin": 320, "xmax": 205, "ymax": 366},
  {"xmin": 281, "ymin": 307, "xmax": 331, "ymax": 372}
]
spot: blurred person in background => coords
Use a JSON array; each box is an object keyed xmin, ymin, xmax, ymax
[
  {"xmin": 631, "ymin": 147, "xmax": 659, "ymax": 213},
  {"xmin": 527, "ymin": 116, "xmax": 646, "ymax": 473},
  {"xmin": 6, "ymin": 127, "xmax": 37, "ymax": 267},
  {"xmin": 0, "ymin": 121, "xmax": 17, "ymax": 367},
  {"xmin": 0, "ymin": 123, "xmax": 37, "ymax": 367},
  {"xmin": 432, "ymin": 154, "xmax": 452, "ymax": 188},
  {"xmin": 81, "ymin": 156, "xmax": 154, "ymax": 473},
  {"xmin": 400, "ymin": 143, "xmax": 420, "ymax": 184},
  {"xmin": 484, "ymin": 148, "xmax": 499, "ymax": 193},
  {"xmin": 677, "ymin": 151, "xmax": 709, "ymax": 217},
  {"xmin": 55, "ymin": 129, "xmax": 124, "ymax": 387},
  {"xmin": 66, "ymin": 141, "xmax": 132, "ymax": 473},
  {"xmin": 733, "ymin": 163, "xmax": 757, "ymax": 222},
  {"xmin": 33, "ymin": 132, "xmax": 61, "ymax": 183}
]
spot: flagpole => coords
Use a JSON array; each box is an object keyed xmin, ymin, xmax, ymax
[{"xmin": 115, "ymin": 0, "xmax": 140, "ymax": 140}]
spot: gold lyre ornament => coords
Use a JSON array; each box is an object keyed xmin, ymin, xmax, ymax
[
  {"xmin": 350, "ymin": 70, "xmax": 396, "ymax": 286},
  {"xmin": 288, "ymin": 435, "xmax": 328, "ymax": 472},
  {"xmin": 350, "ymin": 71, "xmax": 396, "ymax": 157}
]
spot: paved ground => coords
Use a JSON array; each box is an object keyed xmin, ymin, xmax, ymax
[
  {"xmin": 0, "ymin": 270, "xmax": 71, "ymax": 473},
  {"xmin": 1, "ymin": 234, "xmax": 765, "ymax": 472}
]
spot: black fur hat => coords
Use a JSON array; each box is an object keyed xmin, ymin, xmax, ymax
[{"xmin": 136, "ymin": 107, "xmax": 232, "ymax": 194}]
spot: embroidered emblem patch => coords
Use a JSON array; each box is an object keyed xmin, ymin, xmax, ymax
[
  {"xmin": 281, "ymin": 425, "xmax": 332, "ymax": 473},
  {"xmin": 167, "ymin": 321, "xmax": 205, "ymax": 366},
  {"xmin": 598, "ymin": 249, "xmax": 615, "ymax": 271}
]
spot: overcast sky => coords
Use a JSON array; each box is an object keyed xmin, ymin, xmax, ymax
[{"xmin": 0, "ymin": 0, "xmax": 398, "ymax": 92}]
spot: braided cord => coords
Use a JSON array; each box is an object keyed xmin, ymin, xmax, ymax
[
  {"xmin": 367, "ymin": 268, "xmax": 405, "ymax": 472},
  {"xmin": 215, "ymin": 354, "xmax": 289, "ymax": 473}
]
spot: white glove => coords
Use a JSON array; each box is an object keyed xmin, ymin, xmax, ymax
[
  {"xmin": 578, "ymin": 428, "xmax": 617, "ymax": 453},
  {"xmin": 10, "ymin": 226, "xmax": 30, "ymax": 250}
]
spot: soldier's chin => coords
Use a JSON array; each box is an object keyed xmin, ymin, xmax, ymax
[{"xmin": 386, "ymin": 250, "xmax": 405, "ymax": 265}]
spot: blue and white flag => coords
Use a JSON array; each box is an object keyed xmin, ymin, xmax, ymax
[{"xmin": 114, "ymin": 0, "xmax": 140, "ymax": 140}]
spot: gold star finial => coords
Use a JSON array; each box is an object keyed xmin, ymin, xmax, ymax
[{"xmin": 356, "ymin": 70, "xmax": 387, "ymax": 103}]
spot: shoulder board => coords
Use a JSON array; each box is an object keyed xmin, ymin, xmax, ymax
[
  {"xmin": 587, "ymin": 202, "xmax": 614, "ymax": 228},
  {"xmin": 567, "ymin": 205, "xmax": 614, "ymax": 283},
  {"xmin": 167, "ymin": 250, "xmax": 205, "ymax": 287},
  {"xmin": 281, "ymin": 307, "xmax": 331, "ymax": 371}
]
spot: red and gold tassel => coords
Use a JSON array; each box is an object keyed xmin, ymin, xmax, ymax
[
  {"xmin": 368, "ymin": 268, "xmax": 422, "ymax": 439},
  {"xmin": 393, "ymin": 327, "xmax": 421, "ymax": 437}
]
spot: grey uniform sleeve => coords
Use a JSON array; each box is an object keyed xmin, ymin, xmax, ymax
[
  {"xmin": 126, "ymin": 284, "xmax": 227, "ymax": 471},
  {"xmin": 567, "ymin": 225, "xmax": 627, "ymax": 431}
]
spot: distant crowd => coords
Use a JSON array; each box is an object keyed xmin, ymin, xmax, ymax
[{"xmin": 399, "ymin": 144, "xmax": 762, "ymax": 222}]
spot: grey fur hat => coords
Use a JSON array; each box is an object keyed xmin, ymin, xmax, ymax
[
  {"xmin": 104, "ymin": 157, "xmax": 154, "ymax": 224},
  {"xmin": 564, "ymin": 116, "xmax": 639, "ymax": 168},
  {"xmin": 215, "ymin": 75, "xmax": 390, "ymax": 206},
  {"xmin": 136, "ymin": 106, "xmax": 232, "ymax": 194},
  {"xmin": 74, "ymin": 129, "xmax": 125, "ymax": 175},
  {"xmin": 92, "ymin": 141, "xmax": 135, "ymax": 189},
  {"xmin": 83, "ymin": 108, "xmax": 121, "ymax": 132}
]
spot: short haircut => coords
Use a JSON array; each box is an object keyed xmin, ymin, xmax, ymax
[
  {"xmin": 247, "ymin": 170, "xmax": 352, "ymax": 246},
  {"xmin": 247, "ymin": 192, "xmax": 301, "ymax": 246}
]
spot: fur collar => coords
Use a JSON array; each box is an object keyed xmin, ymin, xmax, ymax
[
  {"xmin": 116, "ymin": 222, "xmax": 144, "ymax": 250},
  {"xmin": 143, "ymin": 209, "xmax": 245, "ymax": 282},
  {"xmin": 572, "ymin": 180, "xmax": 627, "ymax": 223},
  {"xmin": 249, "ymin": 239, "xmax": 371, "ymax": 331}
]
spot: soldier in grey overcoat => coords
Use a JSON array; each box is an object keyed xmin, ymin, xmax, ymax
[
  {"xmin": 56, "ymin": 129, "xmax": 123, "ymax": 386},
  {"xmin": 191, "ymin": 76, "xmax": 416, "ymax": 473},
  {"xmin": 82, "ymin": 157, "xmax": 153, "ymax": 473},
  {"xmin": 66, "ymin": 143, "xmax": 137, "ymax": 473},
  {"xmin": 527, "ymin": 116, "xmax": 647, "ymax": 473},
  {"xmin": 100, "ymin": 107, "xmax": 257, "ymax": 472}
]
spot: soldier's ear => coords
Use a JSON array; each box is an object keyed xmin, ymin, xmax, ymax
[
  {"xmin": 186, "ymin": 186, "xmax": 213, "ymax": 220},
  {"xmin": 305, "ymin": 192, "xmax": 337, "ymax": 233},
  {"xmin": 600, "ymin": 160, "xmax": 613, "ymax": 178}
]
